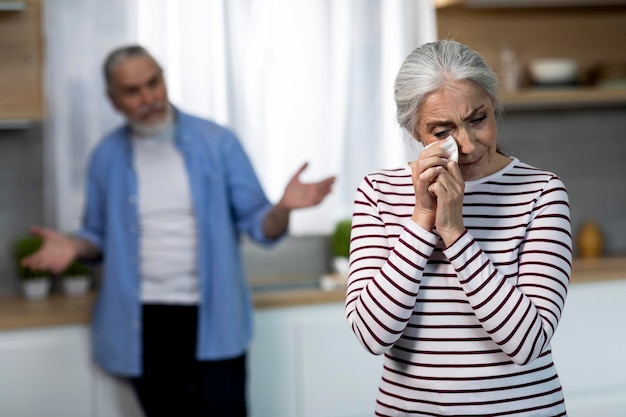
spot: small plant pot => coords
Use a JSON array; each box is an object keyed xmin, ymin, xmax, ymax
[
  {"xmin": 62, "ymin": 275, "xmax": 91, "ymax": 297},
  {"xmin": 332, "ymin": 256, "xmax": 350, "ymax": 277},
  {"xmin": 22, "ymin": 278, "xmax": 51, "ymax": 301}
]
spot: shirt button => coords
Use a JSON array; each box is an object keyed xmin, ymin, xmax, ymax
[{"xmin": 129, "ymin": 195, "xmax": 137, "ymax": 204}]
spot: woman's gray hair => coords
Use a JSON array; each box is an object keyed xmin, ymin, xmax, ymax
[
  {"xmin": 394, "ymin": 40, "xmax": 501, "ymax": 139},
  {"xmin": 103, "ymin": 45, "xmax": 162, "ymax": 92}
]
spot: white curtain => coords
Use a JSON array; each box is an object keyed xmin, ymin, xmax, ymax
[
  {"xmin": 43, "ymin": 0, "xmax": 138, "ymax": 232},
  {"xmin": 44, "ymin": 0, "xmax": 436, "ymax": 234}
]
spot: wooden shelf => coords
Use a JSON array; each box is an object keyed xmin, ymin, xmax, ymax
[
  {"xmin": 465, "ymin": 0, "xmax": 626, "ymax": 8},
  {"xmin": 437, "ymin": 4, "xmax": 626, "ymax": 111},
  {"xmin": 435, "ymin": 0, "xmax": 464, "ymax": 8},
  {"xmin": 436, "ymin": 0, "xmax": 626, "ymax": 8},
  {"xmin": 502, "ymin": 87, "xmax": 626, "ymax": 110}
]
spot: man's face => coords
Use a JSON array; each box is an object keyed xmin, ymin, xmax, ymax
[{"xmin": 107, "ymin": 55, "xmax": 169, "ymax": 127}]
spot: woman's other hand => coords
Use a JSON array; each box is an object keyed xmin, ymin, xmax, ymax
[
  {"xmin": 428, "ymin": 159, "xmax": 466, "ymax": 246},
  {"xmin": 409, "ymin": 141, "xmax": 451, "ymax": 232}
]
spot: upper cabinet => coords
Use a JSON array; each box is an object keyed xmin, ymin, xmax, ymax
[
  {"xmin": 0, "ymin": 0, "xmax": 43, "ymax": 121},
  {"xmin": 435, "ymin": 2, "xmax": 626, "ymax": 109}
]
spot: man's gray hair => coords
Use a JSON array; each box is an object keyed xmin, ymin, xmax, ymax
[
  {"xmin": 103, "ymin": 45, "xmax": 162, "ymax": 92},
  {"xmin": 394, "ymin": 40, "xmax": 501, "ymax": 139}
]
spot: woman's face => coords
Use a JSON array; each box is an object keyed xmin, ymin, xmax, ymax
[{"xmin": 415, "ymin": 80, "xmax": 506, "ymax": 181}]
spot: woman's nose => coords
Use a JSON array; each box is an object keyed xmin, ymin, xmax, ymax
[{"xmin": 455, "ymin": 129, "xmax": 475, "ymax": 154}]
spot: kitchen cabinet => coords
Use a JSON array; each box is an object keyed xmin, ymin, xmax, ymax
[
  {"xmin": 249, "ymin": 302, "xmax": 383, "ymax": 417},
  {"xmin": 0, "ymin": 325, "xmax": 92, "ymax": 417},
  {"xmin": 253, "ymin": 281, "xmax": 626, "ymax": 417},
  {"xmin": 0, "ymin": 0, "xmax": 44, "ymax": 120},
  {"xmin": 0, "ymin": 276, "xmax": 624, "ymax": 416},
  {"xmin": 0, "ymin": 324, "xmax": 144, "ymax": 417},
  {"xmin": 92, "ymin": 366, "xmax": 143, "ymax": 417},
  {"xmin": 0, "ymin": 301, "xmax": 381, "ymax": 417},
  {"xmin": 551, "ymin": 279, "xmax": 626, "ymax": 416}
]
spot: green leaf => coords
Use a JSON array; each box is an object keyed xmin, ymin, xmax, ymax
[
  {"xmin": 13, "ymin": 236, "xmax": 48, "ymax": 280},
  {"xmin": 331, "ymin": 219, "xmax": 352, "ymax": 258}
]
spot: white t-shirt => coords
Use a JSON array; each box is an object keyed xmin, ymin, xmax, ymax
[{"xmin": 132, "ymin": 131, "xmax": 199, "ymax": 304}]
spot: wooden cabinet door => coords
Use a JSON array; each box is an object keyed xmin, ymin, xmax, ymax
[{"xmin": 0, "ymin": 0, "xmax": 44, "ymax": 120}]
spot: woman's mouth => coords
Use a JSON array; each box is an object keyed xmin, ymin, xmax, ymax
[{"xmin": 459, "ymin": 154, "xmax": 483, "ymax": 167}]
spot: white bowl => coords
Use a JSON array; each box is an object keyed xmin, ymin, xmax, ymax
[{"xmin": 529, "ymin": 59, "xmax": 578, "ymax": 85}]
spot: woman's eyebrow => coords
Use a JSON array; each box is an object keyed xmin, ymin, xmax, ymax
[
  {"xmin": 462, "ymin": 105, "xmax": 486, "ymax": 122},
  {"xmin": 425, "ymin": 119, "xmax": 454, "ymax": 130}
]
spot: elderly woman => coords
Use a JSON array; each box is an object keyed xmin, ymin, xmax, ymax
[{"xmin": 345, "ymin": 40, "xmax": 572, "ymax": 416}]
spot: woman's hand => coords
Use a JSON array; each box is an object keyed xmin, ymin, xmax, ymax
[
  {"xmin": 409, "ymin": 143, "xmax": 450, "ymax": 231},
  {"xmin": 410, "ymin": 141, "xmax": 466, "ymax": 244},
  {"xmin": 427, "ymin": 159, "xmax": 466, "ymax": 246}
]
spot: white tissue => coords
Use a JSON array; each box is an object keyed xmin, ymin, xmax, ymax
[{"xmin": 424, "ymin": 136, "xmax": 458, "ymax": 162}]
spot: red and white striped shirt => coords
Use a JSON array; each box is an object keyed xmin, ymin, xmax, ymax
[{"xmin": 346, "ymin": 158, "xmax": 572, "ymax": 416}]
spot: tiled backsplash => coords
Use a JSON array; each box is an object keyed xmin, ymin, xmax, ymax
[
  {"xmin": 500, "ymin": 107, "xmax": 626, "ymax": 254},
  {"xmin": 1, "ymin": 106, "xmax": 625, "ymax": 296},
  {"xmin": 0, "ymin": 124, "xmax": 44, "ymax": 297}
]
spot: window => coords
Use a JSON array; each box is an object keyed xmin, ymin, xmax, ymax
[{"xmin": 44, "ymin": 0, "xmax": 435, "ymax": 234}]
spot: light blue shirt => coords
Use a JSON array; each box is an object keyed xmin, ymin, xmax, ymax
[{"xmin": 77, "ymin": 109, "xmax": 283, "ymax": 376}]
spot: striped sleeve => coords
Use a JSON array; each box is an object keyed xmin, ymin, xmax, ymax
[
  {"xmin": 345, "ymin": 173, "xmax": 439, "ymax": 355},
  {"xmin": 444, "ymin": 175, "xmax": 572, "ymax": 365}
]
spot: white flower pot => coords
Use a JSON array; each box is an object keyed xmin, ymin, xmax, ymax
[
  {"xmin": 22, "ymin": 279, "xmax": 51, "ymax": 301},
  {"xmin": 332, "ymin": 257, "xmax": 350, "ymax": 276},
  {"xmin": 62, "ymin": 275, "xmax": 91, "ymax": 297}
]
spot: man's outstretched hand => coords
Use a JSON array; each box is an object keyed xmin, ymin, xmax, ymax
[
  {"xmin": 20, "ymin": 226, "xmax": 79, "ymax": 274},
  {"xmin": 262, "ymin": 162, "xmax": 336, "ymax": 239},
  {"xmin": 278, "ymin": 162, "xmax": 336, "ymax": 210}
]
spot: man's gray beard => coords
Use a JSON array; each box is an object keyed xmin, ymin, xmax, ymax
[{"xmin": 130, "ymin": 104, "xmax": 174, "ymax": 138}]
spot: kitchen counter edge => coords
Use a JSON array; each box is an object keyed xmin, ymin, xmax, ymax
[{"xmin": 1, "ymin": 256, "xmax": 625, "ymax": 331}]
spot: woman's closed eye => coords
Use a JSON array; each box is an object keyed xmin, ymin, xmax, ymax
[
  {"xmin": 470, "ymin": 116, "xmax": 486, "ymax": 125},
  {"xmin": 433, "ymin": 129, "xmax": 451, "ymax": 138}
]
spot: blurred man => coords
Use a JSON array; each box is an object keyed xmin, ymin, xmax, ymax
[{"xmin": 23, "ymin": 45, "xmax": 335, "ymax": 417}]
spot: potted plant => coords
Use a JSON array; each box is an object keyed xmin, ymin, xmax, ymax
[
  {"xmin": 330, "ymin": 218, "xmax": 352, "ymax": 277},
  {"xmin": 14, "ymin": 236, "xmax": 51, "ymax": 301},
  {"xmin": 61, "ymin": 261, "xmax": 92, "ymax": 297}
]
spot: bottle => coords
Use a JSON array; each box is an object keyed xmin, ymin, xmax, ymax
[
  {"xmin": 577, "ymin": 220, "xmax": 604, "ymax": 258},
  {"xmin": 499, "ymin": 43, "xmax": 521, "ymax": 92}
]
